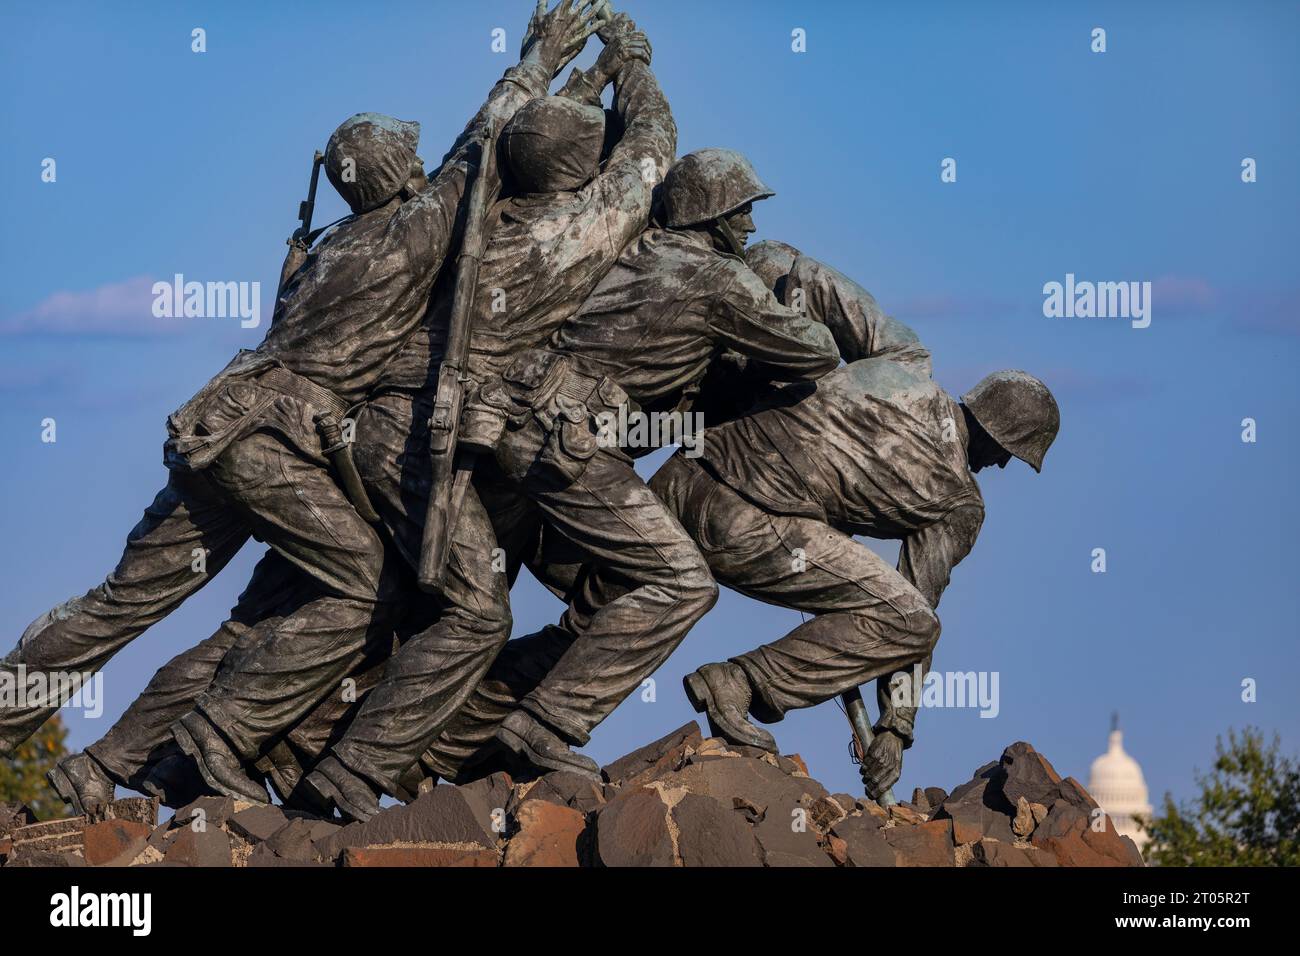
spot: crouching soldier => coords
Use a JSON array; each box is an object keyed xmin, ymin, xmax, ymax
[{"xmin": 662, "ymin": 251, "xmax": 1059, "ymax": 796}]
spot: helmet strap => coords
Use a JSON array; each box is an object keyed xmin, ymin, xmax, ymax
[{"xmin": 711, "ymin": 217, "xmax": 745, "ymax": 257}]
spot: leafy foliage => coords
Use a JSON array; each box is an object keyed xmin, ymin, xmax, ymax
[
  {"xmin": 0, "ymin": 714, "xmax": 70, "ymax": 820},
  {"xmin": 1142, "ymin": 727, "xmax": 1299, "ymax": 867}
]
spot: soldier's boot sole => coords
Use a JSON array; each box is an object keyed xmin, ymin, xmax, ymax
[
  {"xmin": 683, "ymin": 669, "xmax": 779, "ymax": 754},
  {"xmin": 171, "ymin": 715, "xmax": 268, "ymax": 805},
  {"xmin": 495, "ymin": 720, "xmax": 602, "ymax": 783}
]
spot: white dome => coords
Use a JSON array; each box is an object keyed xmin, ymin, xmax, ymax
[{"xmin": 1089, "ymin": 728, "xmax": 1152, "ymax": 851}]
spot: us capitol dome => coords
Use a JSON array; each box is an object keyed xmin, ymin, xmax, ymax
[{"xmin": 1088, "ymin": 715, "xmax": 1152, "ymax": 851}]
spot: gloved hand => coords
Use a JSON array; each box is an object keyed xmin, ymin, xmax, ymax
[{"xmin": 860, "ymin": 728, "xmax": 905, "ymax": 800}]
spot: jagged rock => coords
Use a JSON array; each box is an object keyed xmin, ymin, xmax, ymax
[
  {"xmin": 509, "ymin": 770, "xmax": 610, "ymax": 817},
  {"xmin": 602, "ymin": 721, "xmax": 702, "ymax": 787},
  {"xmin": 783, "ymin": 754, "xmax": 810, "ymax": 776},
  {"xmin": 883, "ymin": 819, "xmax": 955, "ymax": 867},
  {"xmin": 809, "ymin": 794, "xmax": 852, "ymax": 831},
  {"xmin": 889, "ymin": 803, "xmax": 928, "ymax": 825},
  {"xmin": 95, "ymin": 797, "xmax": 158, "ymax": 827},
  {"xmin": 924, "ymin": 786, "xmax": 949, "ymax": 808},
  {"xmin": 227, "ymin": 804, "xmax": 291, "ymax": 843},
  {"xmin": 458, "ymin": 770, "xmax": 515, "ymax": 826},
  {"xmin": 164, "ymin": 826, "xmax": 232, "ymax": 867},
  {"xmin": 911, "ymin": 788, "xmax": 931, "ymax": 812},
  {"xmin": 1031, "ymin": 801, "xmax": 1143, "ymax": 867},
  {"xmin": 1012, "ymin": 796, "xmax": 1035, "ymax": 838},
  {"xmin": 7, "ymin": 849, "xmax": 87, "ymax": 868},
  {"xmin": 672, "ymin": 794, "xmax": 762, "ymax": 867},
  {"xmin": 753, "ymin": 810, "xmax": 834, "ymax": 867},
  {"xmin": 972, "ymin": 837, "xmax": 1058, "ymax": 867},
  {"xmin": 830, "ymin": 814, "xmax": 894, "ymax": 867},
  {"xmin": 825, "ymin": 834, "xmax": 849, "ymax": 866},
  {"xmin": 594, "ymin": 787, "xmax": 675, "ymax": 867},
  {"xmin": 9, "ymin": 816, "xmax": 86, "ymax": 860},
  {"xmin": 263, "ymin": 818, "xmax": 322, "ymax": 862},
  {"xmin": 665, "ymin": 752, "xmax": 827, "ymax": 816},
  {"xmin": 1030, "ymin": 801, "xmax": 1049, "ymax": 824},
  {"xmin": 503, "ymin": 800, "xmax": 587, "ymax": 867},
  {"xmin": 1000, "ymin": 742, "xmax": 1066, "ymax": 807},
  {"xmin": 0, "ymin": 802, "xmax": 38, "ymax": 837},
  {"xmin": 173, "ymin": 795, "xmax": 235, "ymax": 831},
  {"xmin": 732, "ymin": 796, "xmax": 765, "ymax": 825},
  {"xmin": 246, "ymin": 843, "xmax": 332, "ymax": 867},
  {"xmin": 933, "ymin": 763, "xmax": 1016, "ymax": 846},
  {"xmin": 318, "ymin": 784, "xmax": 497, "ymax": 861},
  {"xmin": 83, "ymin": 819, "xmax": 152, "ymax": 866},
  {"xmin": 342, "ymin": 846, "xmax": 497, "ymax": 867}
]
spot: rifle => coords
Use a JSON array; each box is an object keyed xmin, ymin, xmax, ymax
[
  {"xmin": 418, "ymin": 120, "xmax": 500, "ymax": 594},
  {"xmin": 277, "ymin": 150, "xmax": 325, "ymax": 294},
  {"xmin": 842, "ymin": 686, "xmax": 898, "ymax": 806}
]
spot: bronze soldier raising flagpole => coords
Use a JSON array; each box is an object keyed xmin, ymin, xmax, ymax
[{"xmin": 1, "ymin": 1, "xmax": 1061, "ymax": 833}]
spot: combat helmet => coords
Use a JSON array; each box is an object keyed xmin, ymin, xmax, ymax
[
  {"xmin": 325, "ymin": 113, "xmax": 422, "ymax": 214},
  {"xmin": 961, "ymin": 371, "xmax": 1060, "ymax": 472},
  {"xmin": 662, "ymin": 148, "xmax": 774, "ymax": 228},
  {"xmin": 501, "ymin": 96, "xmax": 606, "ymax": 194}
]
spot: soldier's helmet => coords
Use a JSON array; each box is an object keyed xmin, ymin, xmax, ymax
[
  {"xmin": 325, "ymin": 113, "xmax": 422, "ymax": 214},
  {"xmin": 501, "ymin": 96, "xmax": 605, "ymax": 194},
  {"xmin": 662, "ymin": 148, "xmax": 775, "ymax": 228},
  {"xmin": 961, "ymin": 370, "xmax": 1060, "ymax": 472}
]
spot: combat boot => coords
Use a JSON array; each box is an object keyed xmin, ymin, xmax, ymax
[
  {"xmin": 139, "ymin": 753, "xmax": 218, "ymax": 808},
  {"xmin": 303, "ymin": 756, "xmax": 381, "ymax": 823},
  {"xmin": 495, "ymin": 710, "xmax": 602, "ymax": 782},
  {"xmin": 171, "ymin": 713, "xmax": 269, "ymax": 804},
  {"xmin": 47, "ymin": 752, "xmax": 116, "ymax": 816},
  {"xmin": 683, "ymin": 661, "xmax": 778, "ymax": 753}
]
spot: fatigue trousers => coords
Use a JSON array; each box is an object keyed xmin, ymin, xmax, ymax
[
  {"xmin": 0, "ymin": 396, "xmax": 394, "ymax": 757},
  {"xmin": 648, "ymin": 453, "xmax": 940, "ymax": 721},
  {"xmin": 490, "ymin": 405, "xmax": 719, "ymax": 748},
  {"xmin": 324, "ymin": 392, "xmax": 527, "ymax": 795}
]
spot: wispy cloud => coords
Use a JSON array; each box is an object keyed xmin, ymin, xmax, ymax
[{"xmin": 1, "ymin": 276, "xmax": 183, "ymax": 337}]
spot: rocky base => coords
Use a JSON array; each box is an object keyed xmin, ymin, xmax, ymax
[{"xmin": 0, "ymin": 725, "xmax": 1144, "ymax": 867}]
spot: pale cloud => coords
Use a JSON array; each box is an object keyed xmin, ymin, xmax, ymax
[{"xmin": 1, "ymin": 276, "xmax": 183, "ymax": 336}]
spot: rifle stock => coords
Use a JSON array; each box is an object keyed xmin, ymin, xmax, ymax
[{"xmin": 417, "ymin": 121, "xmax": 500, "ymax": 594}]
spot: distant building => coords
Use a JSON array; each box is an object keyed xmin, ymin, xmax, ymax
[{"xmin": 1088, "ymin": 715, "xmax": 1152, "ymax": 852}]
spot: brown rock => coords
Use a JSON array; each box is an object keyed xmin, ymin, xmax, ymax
[
  {"xmin": 809, "ymin": 795, "xmax": 851, "ymax": 831},
  {"xmin": 503, "ymin": 800, "xmax": 587, "ymax": 867},
  {"xmin": 83, "ymin": 819, "xmax": 152, "ymax": 866},
  {"xmin": 754, "ymin": 809, "xmax": 835, "ymax": 867},
  {"xmin": 510, "ymin": 770, "xmax": 609, "ymax": 817},
  {"xmin": 783, "ymin": 754, "xmax": 810, "ymax": 776},
  {"xmin": 173, "ymin": 795, "xmax": 235, "ymax": 832},
  {"xmin": 9, "ymin": 816, "xmax": 86, "ymax": 859},
  {"xmin": 826, "ymin": 834, "xmax": 849, "ymax": 866},
  {"xmin": 882, "ymin": 819, "xmax": 955, "ymax": 867},
  {"xmin": 830, "ymin": 815, "xmax": 894, "ymax": 867},
  {"xmin": 318, "ymin": 784, "xmax": 497, "ymax": 860},
  {"xmin": 602, "ymin": 721, "xmax": 702, "ymax": 787},
  {"xmin": 6, "ymin": 849, "xmax": 87, "ymax": 868},
  {"xmin": 1000, "ymin": 741, "xmax": 1064, "ymax": 807},
  {"xmin": 672, "ymin": 793, "xmax": 762, "ymax": 867},
  {"xmin": 0, "ymin": 802, "xmax": 38, "ymax": 837},
  {"xmin": 227, "ymin": 804, "xmax": 291, "ymax": 843},
  {"xmin": 458, "ymin": 770, "xmax": 515, "ymax": 825},
  {"xmin": 665, "ymin": 753, "xmax": 828, "ymax": 812},
  {"xmin": 972, "ymin": 837, "xmax": 1058, "ymax": 867},
  {"xmin": 164, "ymin": 826, "xmax": 232, "ymax": 867},
  {"xmin": 888, "ymin": 803, "xmax": 927, "ymax": 826},
  {"xmin": 924, "ymin": 787, "xmax": 949, "ymax": 808},
  {"xmin": 342, "ymin": 846, "xmax": 498, "ymax": 867},
  {"xmin": 1012, "ymin": 796, "xmax": 1035, "ymax": 838},
  {"xmin": 911, "ymin": 788, "xmax": 931, "ymax": 812},
  {"xmin": 594, "ymin": 787, "xmax": 675, "ymax": 867},
  {"xmin": 97, "ymin": 797, "xmax": 159, "ymax": 827},
  {"xmin": 933, "ymin": 767, "xmax": 1016, "ymax": 845},
  {"xmin": 1030, "ymin": 801, "xmax": 1143, "ymax": 867},
  {"xmin": 1030, "ymin": 802, "xmax": 1049, "ymax": 824}
]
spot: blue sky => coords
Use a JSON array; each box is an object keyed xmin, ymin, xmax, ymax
[{"xmin": 2, "ymin": 0, "xmax": 1297, "ymax": 805}]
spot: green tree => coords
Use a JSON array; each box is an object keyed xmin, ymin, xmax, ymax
[
  {"xmin": 1142, "ymin": 727, "xmax": 1299, "ymax": 867},
  {"xmin": 0, "ymin": 714, "xmax": 70, "ymax": 820}
]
